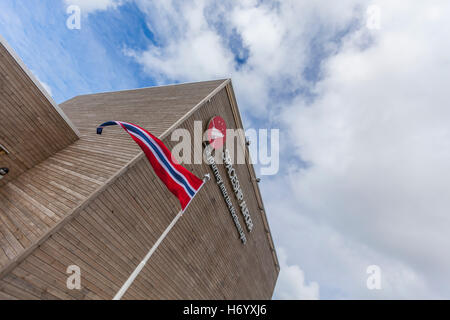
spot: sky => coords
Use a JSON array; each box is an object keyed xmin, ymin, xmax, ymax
[{"xmin": 1, "ymin": 0, "xmax": 450, "ymax": 299}]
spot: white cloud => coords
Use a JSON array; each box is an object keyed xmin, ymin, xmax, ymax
[
  {"xmin": 63, "ymin": 0, "xmax": 125, "ymax": 14},
  {"xmin": 129, "ymin": 1, "xmax": 291, "ymax": 114},
  {"xmin": 126, "ymin": 0, "xmax": 450, "ymax": 298},
  {"xmin": 129, "ymin": 0, "xmax": 367, "ymax": 117},
  {"xmin": 34, "ymin": 73, "xmax": 53, "ymax": 97},
  {"xmin": 127, "ymin": 30, "xmax": 233, "ymax": 82},
  {"xmin": 127, "ymin": 0, "xmax": 235, "ymax": 83},
  {"xmin": 280, "ymin": 0, "xmax": 450, "ymax": 298},
  {"xmin": 264, "ymin": 173, "xmax": 436, "ymax": 299},
  {"xmin": 274, "ymin": 248, "xmax": 319, "ymax": 300}
]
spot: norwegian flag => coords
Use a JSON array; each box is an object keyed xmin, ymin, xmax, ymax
[{"xmin": 97, "ymin": 121, "xmax": 204, "ymax": 211}]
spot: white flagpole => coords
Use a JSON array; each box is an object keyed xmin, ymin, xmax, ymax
[{"xmin": 113, "ymin": 174, "xmax": 210, "ymax": 300}]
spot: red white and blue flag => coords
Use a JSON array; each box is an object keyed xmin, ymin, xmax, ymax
[{"xmin": 97, "ymin": 121, "xmax": 204, "ymax": 211}]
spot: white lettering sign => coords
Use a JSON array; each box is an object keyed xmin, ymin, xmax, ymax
[
  {"xmin": 223, "ymin": 149, "xmax": 254, "ymax": 232},
  {"xmin": 205, "ymin": 144, "xmax": 247, "ymax": 244}
]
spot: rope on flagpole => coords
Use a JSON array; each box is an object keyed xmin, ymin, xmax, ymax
[{"xmin": 113, "ymin": 174, "xmax": 210, "ymax": 300}]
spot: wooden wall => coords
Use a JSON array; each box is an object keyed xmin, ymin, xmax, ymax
[
  {"xmin": 0, "ymin": 122, "xmax": 139, "ymax": 273},
  {"xmin": 61, "ymin": 80, "xmax": 226, "ymax": 135},
  {"xmin": 0, "ymin": 82, "xmax": 279, "ymax": 299},
  {"xmin": 0, "ymin": 40, "xmax": 79, "ymax": 186}
]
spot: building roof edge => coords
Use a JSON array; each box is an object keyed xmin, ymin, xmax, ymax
[{"xmin": 0, "ymin": 34, "xmax": 81, "ymax": 137}]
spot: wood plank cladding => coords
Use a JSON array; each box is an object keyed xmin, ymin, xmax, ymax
[
  {"xmin": 0, "ymin": 40, "xmax": 79, "ymax": 186},
  {"xmin": 0, "ymin": 128, "xmax": 139, "ymax": 271},
  {"xmin": 0, "ymin": 80, "xmax": 279, "ymax": 299},
  {"xmin": 60, "ymin": 80, "xmax": 226, "ymax": 137}
]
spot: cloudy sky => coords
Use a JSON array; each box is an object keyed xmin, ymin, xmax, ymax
[{"xmin": 1, "ymin": 0, "xmax": 449, "ymax": 299}]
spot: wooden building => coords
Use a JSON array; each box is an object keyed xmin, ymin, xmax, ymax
[{"xmin": 0, "ymin": 36, "xmax": 279, "ymax": 300}]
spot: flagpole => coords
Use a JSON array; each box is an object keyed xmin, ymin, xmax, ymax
[{"xmin": 113, "ymin": 174, "xmax": 210, "ymax": 300}]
